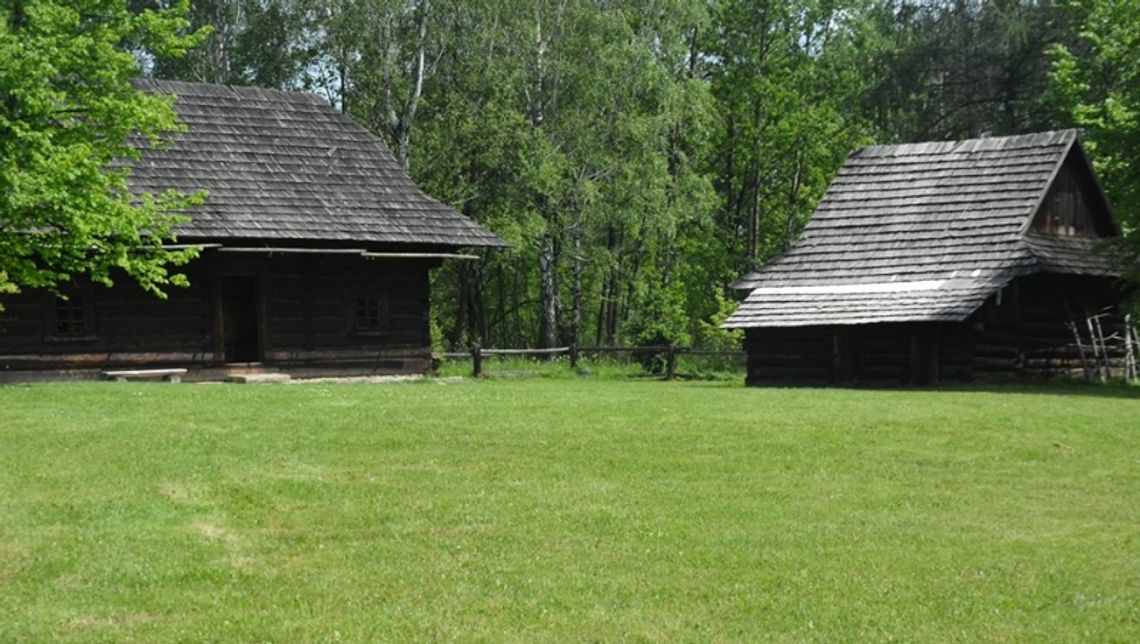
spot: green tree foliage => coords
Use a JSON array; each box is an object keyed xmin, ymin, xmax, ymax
[
  {"xmin": 143, "ymin": 0, "xmax": 305, "ymax": 87},
  {"xmin": 319, "ymin": 0, "xmax": 721, "ymax": 350},
  {"xmin": 710, "ymin": 0, "xmax": 875, "ymax": 273},
  {"xmin": 1051, "ymin": 0, "xmax": 1140, "ymax": 264},
  {"xmin": 864, "ymin": 0, "xmax": 1082, "ymax": 142},
  {"xmin": 0, "ymin": 0, "xmax": 205, "ymax": 303}
]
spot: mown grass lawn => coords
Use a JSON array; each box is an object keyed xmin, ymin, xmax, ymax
[{"xmin": 1, "ymin": 379, "xmax": 1138, "ymax": 642}]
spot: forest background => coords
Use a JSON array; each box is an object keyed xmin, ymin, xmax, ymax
[{"xmin": 128, "ymin": 0, "xmax": 1140, "ymax": 351}]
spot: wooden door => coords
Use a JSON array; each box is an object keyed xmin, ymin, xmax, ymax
[
  {"xmin": 221, "ymin": 277, "xmax": 259, "ymax": 363},
  {"xmin": 910, "ymin": 327, "xmax": 940, "ymax": 385}
]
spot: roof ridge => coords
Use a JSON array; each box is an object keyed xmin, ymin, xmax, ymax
[
  {"xmin": 855, "ymin": 129, "xmax": 1077, "ymax": 158},
  {"xmin": 133, "ymin": 78, "xmax": 331, "ymax": 107}
]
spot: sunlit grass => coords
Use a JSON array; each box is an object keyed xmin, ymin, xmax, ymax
[{"xmin": 1, "ymin": 379, "xmax": 1137, "ymax": 641}]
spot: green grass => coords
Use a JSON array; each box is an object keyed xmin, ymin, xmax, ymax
[
  {"xmin": 435, "ymin": 352, "xmax": 744, "ymax": 381},
  {"xmin": 435, "ymin": 354, "xmax": 647, "ymax": 379},
  {"xmin": 1, "ymin": 379, "xmax": 1138, "ymax": 641}
]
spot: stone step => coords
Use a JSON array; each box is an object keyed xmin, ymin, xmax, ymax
[
  {"xmin": 222, "ymin": 362, "xmax": 272, "ymax": 375},
  {"xmin": 224, "ymin": 373, "xmax": 293, "ymax": 384}
]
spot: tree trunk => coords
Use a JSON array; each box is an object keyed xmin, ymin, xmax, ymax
[
  {"xmin": 783, "ymin": 147, "xmax": 804, "ymax": 250},
  {"xmin": 570, "ymin": 219, "xmax": 583, "ymax": 349},
  {"xmin": 747, "ymin": 103, "xmax": 764, "ymax": 267},
  {"xmin": 538, "ymin": 232, "xmax": 560, "ymax": 348},
  {"xmin": 595, "ymin": 275, "xmax": 607, "ymax": 347},
  {"xmin": 528, "ymin": 1, "xmax": 567, "ymax": 349},
  {"xmin": 453, "ymin": 263, "xmax": 470, "ymax": 347},
  {"xmin": 390, "ymin": 0, "xmax": 429, "ymax": 170}
]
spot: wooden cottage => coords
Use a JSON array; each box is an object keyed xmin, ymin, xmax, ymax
[
  {"xmin": 724, "ymin": 130, "xmax": 1130, "ymax": 385},
  {"xmin": 0, "ymin": 80, "xmax": 504, "ymax": 381}
]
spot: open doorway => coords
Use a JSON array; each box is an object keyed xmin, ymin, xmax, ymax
[{"xmin": 221, "ymin": 277, "xmax": 259, "ymax": 363}]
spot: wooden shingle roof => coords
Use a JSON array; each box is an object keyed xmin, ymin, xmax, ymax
[
  {"xmin": 128, "ymin": 80, "xmax": 505, "ymax": 249},
  {"xmin": 725, "ymin": 130, "xmax": 1119, "ymax": 328}
]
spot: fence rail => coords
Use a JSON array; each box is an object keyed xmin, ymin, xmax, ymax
[{"xmin": 436, "ymin": 344, "xmax": 744, "ymax": 379}]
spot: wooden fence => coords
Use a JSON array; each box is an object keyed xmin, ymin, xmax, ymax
[
  {"xmin": 1065, "ymin": 309, "xmax": 1140, "ymax": 383},
  {"xmin": 437, "ymin": 344, "xmax": 745, "ymax": 380}
]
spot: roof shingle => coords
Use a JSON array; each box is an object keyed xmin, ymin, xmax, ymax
[
  {"xmin": 725, "ymin": 130, "xmax": 1119, "ymax": 329},
  {"xmin": 129, "ymin": 80, "xmax": 505, "ymax": 248}
]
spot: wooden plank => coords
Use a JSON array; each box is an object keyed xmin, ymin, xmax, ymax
[{"xmin": 103, "ymin": 368, "xmax": 187, "ymax": 383}]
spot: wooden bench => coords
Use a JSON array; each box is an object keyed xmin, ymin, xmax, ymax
[{"xmin": 102, "ymin": 368, "xmax": 188, "ymax": 383}]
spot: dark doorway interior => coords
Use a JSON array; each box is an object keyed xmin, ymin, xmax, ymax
[
  {"xmin": 221, "ymin": 277, "xmax": 259, "ymax": 363},
  {"xmin": 910, "ymin": 329, "xmax": 939, "ymax": 385}
]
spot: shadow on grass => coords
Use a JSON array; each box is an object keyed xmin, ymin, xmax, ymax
[
  {"xmin": 925, "ymin": 380, "xmax": 1140, "ymax": 400},
  {"xmin": 737, "ymin": 379, "xmax": 1140, "ymax": 400}
]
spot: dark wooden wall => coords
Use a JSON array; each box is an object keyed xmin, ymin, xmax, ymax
[
  {"xmin": 0, "ymin": 253, "xmax": 438, "ymax": 380},
  {"xmin": 744, "ymin": 322, "xmax": 972, "ymax": 386},
  {"xmin": 0, "ymin": 274, "xmax": 214, "ymax": 371},
  {"xmin": 743, "ymin": 274, "xmax": 1127, "ymax": 386},
  {"xmin": 1031, "ymin": 153, "xmax": 1115, "ymax": 238},
  {"xmin": 256, "ymin": 255, "xmax": 435, "ymax": 374},
  {"xmin": 973, "ymin": 273, "xmax": 1125, "ymax": 380}
]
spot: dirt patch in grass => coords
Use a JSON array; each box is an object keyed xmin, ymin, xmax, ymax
[{"xmin": 69, "ymin": 612, "xmax": 156, "ymax": 630}]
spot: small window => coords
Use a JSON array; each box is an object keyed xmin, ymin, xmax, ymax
[
  {"xmin": 352, "ymin": 295, "xmax": 389, "ymax": 334},
  {"xmin": 55, "ymin": 296, "xmax": 89, "ymax": 336},
  {"xmin": 46, "ymin": 294, "xmax": 94, "ymax": 341}
]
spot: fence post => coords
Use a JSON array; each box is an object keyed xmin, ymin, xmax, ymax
[
  {"xmin": 569, "ymin": 343, "xmax": 578, "ymax": 370},
  {"xmin": 472, "ymin": 345, "xmax": 483, "ymax": 378},
  {"xmin": 665, "ymin": 344, "xmax": 677, "ymax": 381}
]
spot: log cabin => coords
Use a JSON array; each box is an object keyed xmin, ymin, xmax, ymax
[
  {"xmin": 0, "ymin": 80, "xmax": 505, "ymax": 381},
  {"xmin": 724, "ymin": 130, "xmax": 1132, "ymax": 385}
]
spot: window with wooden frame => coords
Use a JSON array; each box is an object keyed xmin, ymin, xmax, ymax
[
  {"xmin": 47, "ymin": 294, "xmax": 95, "ymax": 340},
  {"xmin": 351, "ymin": 292, "xmax": 390, "ymax": 335}
]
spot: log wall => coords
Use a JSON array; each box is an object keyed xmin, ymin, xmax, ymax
[
  {"xmin": 744, "ymin": 322, "xmax": 973, "ymax": 386},
  {"xmin": 744, "ymin": 274, "xmax": 1128, "ymax": 386},
  {"xmin": 973, "ymin": 273, "xmax": 1127, "ymax": 380},
  {"xmin": 0, "ymin": 253, "xmax": 439, "ymax": 380}
]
